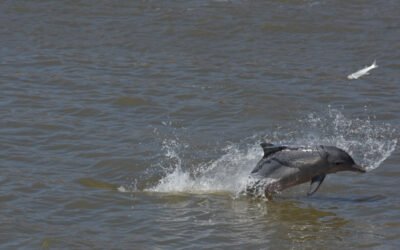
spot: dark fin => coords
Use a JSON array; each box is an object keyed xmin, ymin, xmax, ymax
[
  {"xmin": 260, "ymin": 142, "xmax": 286, "ymax": 158},
  {"xmin": 307, "ymin": 174, "xmax": 326, "ymax": 196}
]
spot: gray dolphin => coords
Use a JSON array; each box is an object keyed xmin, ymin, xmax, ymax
[{"xmin": 246, "ymin": 142, "xmax": 366, "ymax": 198}]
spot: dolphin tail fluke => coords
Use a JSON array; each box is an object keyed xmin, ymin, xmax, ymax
[{"xmin": 307, "ymin": 174, "xmax": 326, "ymax": 196}]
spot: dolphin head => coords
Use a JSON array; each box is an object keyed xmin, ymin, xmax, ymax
[{"xmin": 323, "ymin": 146, "xmax": 366, "ymax": 173}]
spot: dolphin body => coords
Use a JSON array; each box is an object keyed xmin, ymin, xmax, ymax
[{"xmin": 247, "ymin": 143, "xmax": 366, "ymax": 199}]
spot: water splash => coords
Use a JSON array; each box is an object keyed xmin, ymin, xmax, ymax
[
  {"xmin": 144, "ymin": 108, "xmax": 397, "ymax": 195},
  {"xmin": 146, "ymin": 142, "xmax": 261, "ymax": 196}
]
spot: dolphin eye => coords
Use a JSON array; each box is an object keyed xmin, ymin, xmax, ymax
[{"xmin": 335, "ymin": 161, "xmax": 343, "ymax": 166}]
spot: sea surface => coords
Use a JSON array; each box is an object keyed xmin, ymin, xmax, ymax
[{"xmin": 1, "ymin": 0, "xmax": 399, "ymax": 249}]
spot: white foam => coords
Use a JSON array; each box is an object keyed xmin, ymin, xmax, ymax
[
  {"xmin": 146, "ymin": 143, "xmax": 261, "ymax": 196},
  {"xmin": 117, "ymin": 186, "xmax": 129, "ymax": 193}
]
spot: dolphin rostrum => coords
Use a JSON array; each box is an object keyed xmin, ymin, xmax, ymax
[{"xmin": 246, "ymin": 142, "xmax": 366, "ymax": 199}]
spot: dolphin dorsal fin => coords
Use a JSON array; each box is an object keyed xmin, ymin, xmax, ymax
[{"xmin": 260, "ymin": 142, "xmax": 286, "ymax": 158}]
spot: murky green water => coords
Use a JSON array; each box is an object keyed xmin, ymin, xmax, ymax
[{"xmin": 1, "ymin": 1, "xmax": 399, "ymax": 249}]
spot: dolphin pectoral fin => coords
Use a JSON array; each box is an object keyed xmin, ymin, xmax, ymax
[{"xmin": 307, "ymin": 174, "xmax": 326, "ymax": 196}]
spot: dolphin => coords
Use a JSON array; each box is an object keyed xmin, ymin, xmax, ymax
[{"xmin": 246, "ymin": 142, "xmax": 366, "ymax": 199}]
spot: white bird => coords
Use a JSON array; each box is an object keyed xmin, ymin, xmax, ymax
[{"xmin": 347, "ymin": 60, "xmax": 378, "ymax": 80}]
